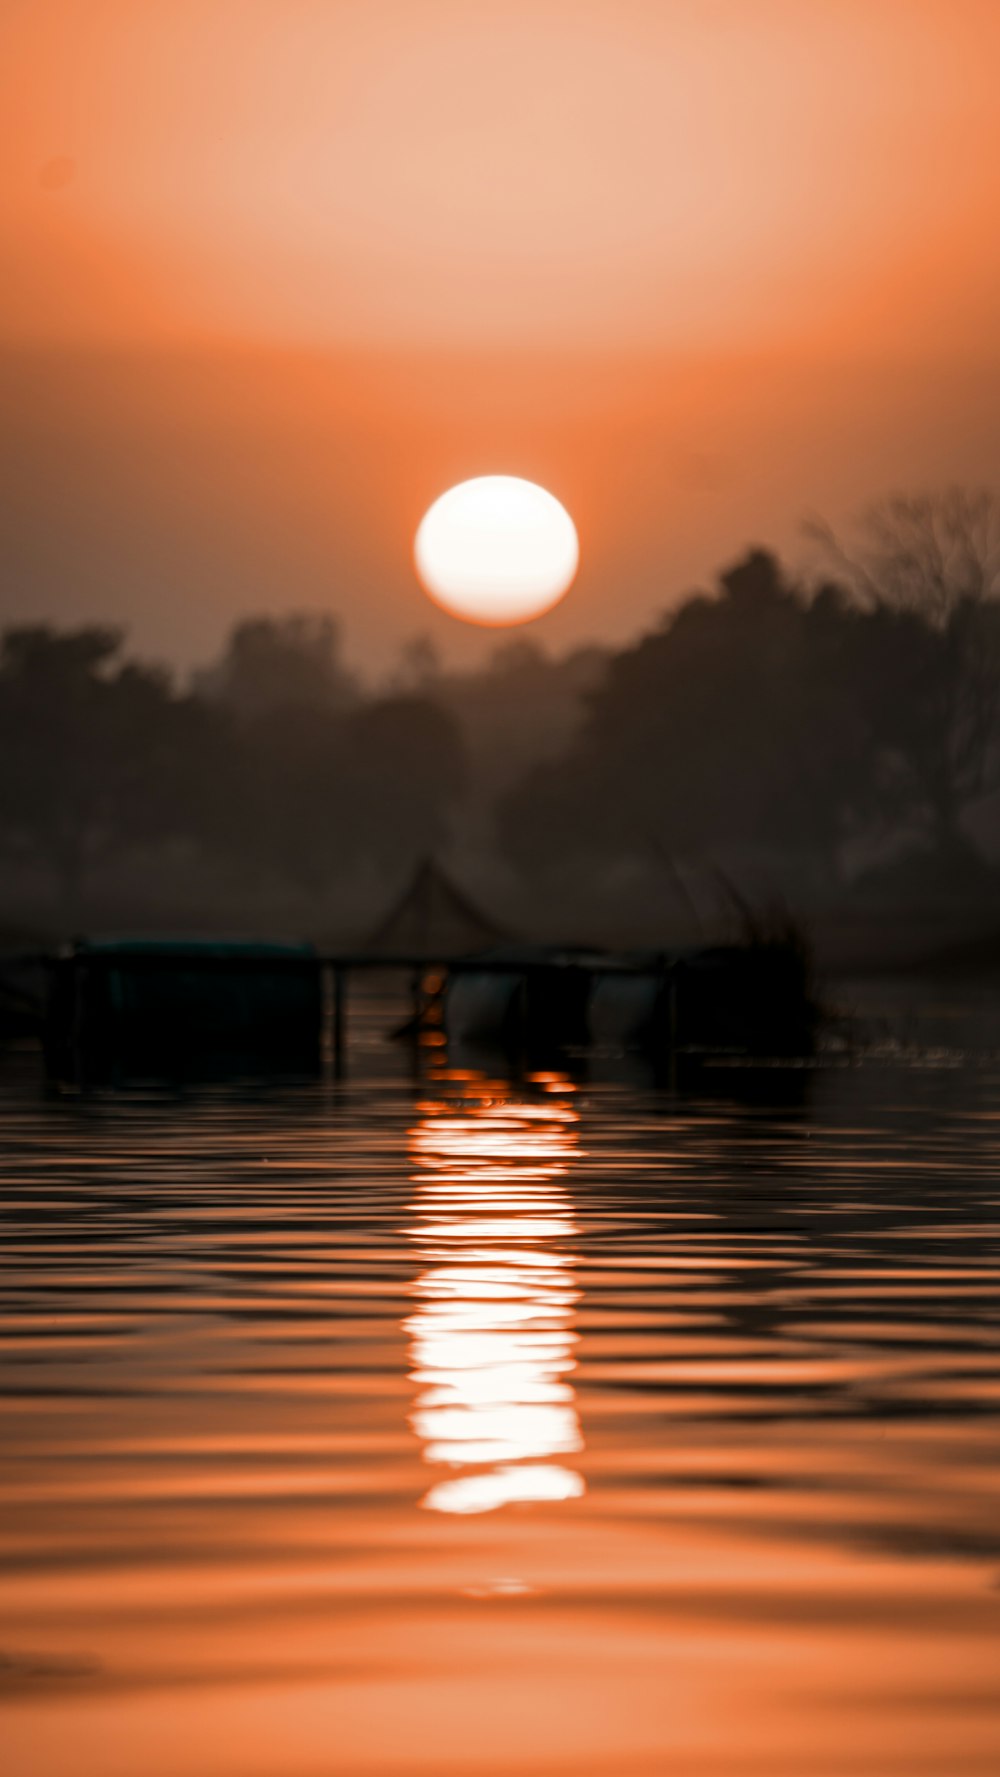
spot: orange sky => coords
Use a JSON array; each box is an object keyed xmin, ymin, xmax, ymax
[{"xmin": 1, "ymin": 0, "xmax": 999, "ymax": 667}]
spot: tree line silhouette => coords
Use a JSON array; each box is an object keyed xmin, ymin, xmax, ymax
[{"xmin": 1, "ymin": 490, "xmax": 998, "ymax": 935}]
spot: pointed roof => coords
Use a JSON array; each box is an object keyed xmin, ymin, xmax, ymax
[{"xmin": 364, "ymin": 857, "xmax": 509, "ymax": 959}]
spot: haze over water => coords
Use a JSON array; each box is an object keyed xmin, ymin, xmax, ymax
[{"xmin": 2, "ymin": 1015, "xmax": 1000, "ymax": 1777}]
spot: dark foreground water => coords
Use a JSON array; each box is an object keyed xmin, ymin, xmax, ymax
[{"xmin": 2, "ymin": 1019, "xmax": 1000, "ymax": 1776}]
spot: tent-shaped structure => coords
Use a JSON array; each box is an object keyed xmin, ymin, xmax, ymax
[{"xmin": 364, "ymin": 857, "xmax": 508, "ymax": 959}]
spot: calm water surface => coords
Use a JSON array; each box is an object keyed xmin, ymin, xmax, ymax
[{"xmin": 2, "ymin": 1022, "xmax": 1000, "ymax": 1776}]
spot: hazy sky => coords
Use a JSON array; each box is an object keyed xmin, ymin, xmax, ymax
[{"xmin": 2, "ymin": 0, "xmax": 999, "ymax": 669}]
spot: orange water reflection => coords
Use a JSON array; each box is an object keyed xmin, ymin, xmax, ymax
[{"xmin": 405, "ymin": 1077, "xmax": 584, "ymax": 1515}]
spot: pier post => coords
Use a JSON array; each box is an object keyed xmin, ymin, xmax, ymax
[
  {"xmin": 332, "ymin": 966, "xmax": 347, "ymax": 1078},
  {"xmin": 411, "ymin": 969, "xmax": 425, "ymax": 1077},
  {"xmin": 667, "ymin": 964, "xmax": 678, "ymax": 1092}
]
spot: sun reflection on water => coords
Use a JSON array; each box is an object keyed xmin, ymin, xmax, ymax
[{"xmin": 405, "ymin": 1077, "xmax": 584, "ymax": 1515}]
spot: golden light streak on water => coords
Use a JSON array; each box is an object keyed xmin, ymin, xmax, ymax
[{"xmin": 406, "ymin": 1088, "xmax": 584, "ymax": 1514}]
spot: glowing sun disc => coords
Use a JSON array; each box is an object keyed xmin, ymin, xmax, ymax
[{"xmin": 415, "ymin": 476, "xmax": 579, "ymax": 626}]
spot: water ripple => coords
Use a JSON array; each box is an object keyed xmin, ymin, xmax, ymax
[{"xmin": 1, "ymin": 1054, "xmax": 999, "ymax": 1776}]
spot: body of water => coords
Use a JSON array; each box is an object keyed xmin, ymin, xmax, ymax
[{"xmin": 2, "ymin": 1020, "xmax": 999, "ymax": 1776}]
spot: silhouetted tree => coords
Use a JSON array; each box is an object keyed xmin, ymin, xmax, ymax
[
  {"xmin": 198, "ymin": 613, "xmax": 360, "ymax": 720},
  {"xmin": 211, "ymin": 692, "xmax": 466, "ymax": 893},
  {"xmin": 0, "ymin": 626, "xmax": 209, "ymax": 914},
  {"xmin": 390, "ymin": 634, "xmax": 444, "ymax": 695},
  {"xmin": 810, "ymin": 490, "xmax": 1000, "ymax": 621},
  {"xmin": 5, "ymin": 498, "xmax": 997, "ymax": 941},
  {"xmin": 498, "ymin": 552, "xmax": 874, "ymax": 881},
  {"xmin": 347, "ymin": 696, "xmax": 466, "ymax": 868},
  {"xmin": 437, "ymin": 636, "xmax": 608, "ymax": 800},
  {"xmin": 809, "ymin": 491, "xmax": 1000, "ymax": 850}
]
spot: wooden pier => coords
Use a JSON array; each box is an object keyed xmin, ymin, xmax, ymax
[{"xmin": 39, "ymin": 935, "xmax": 814, "ymax": 1088}]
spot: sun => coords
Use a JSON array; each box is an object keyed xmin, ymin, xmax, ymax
[{"xmin": 414, "ymin": 476, "xmax": 579, "ymax": 626}]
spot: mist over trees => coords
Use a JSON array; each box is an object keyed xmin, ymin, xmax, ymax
[{"xmin": 1, "ymin": 489, "xmax": 998, "ymax": 950}]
